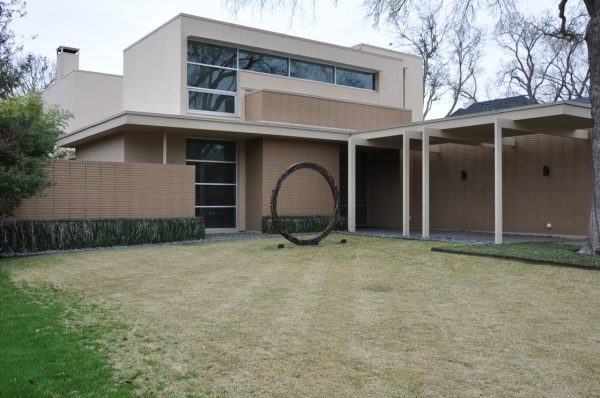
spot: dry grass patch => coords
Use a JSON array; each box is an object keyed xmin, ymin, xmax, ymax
[{"xmin": 3, "ymin": 235, "xmax": 600, "ymax": 397}]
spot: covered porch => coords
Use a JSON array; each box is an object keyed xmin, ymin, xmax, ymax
[{"xmin": 347, "ymin": 100, "xmax": 593, "ymax": 244}]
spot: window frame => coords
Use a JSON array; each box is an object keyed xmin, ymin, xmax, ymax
[
  {"xmin": 186, "ymin": 137, "xmax": 238, "ymax": 230},
  {"xmin": 186, "ymin": 39, "xmax": 378, "ymax": 116}
]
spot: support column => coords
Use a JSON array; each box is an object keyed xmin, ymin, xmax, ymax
[
  {"xmin": 348, "ymin": 138, "xmax": 356, "ymax": 232},
  {"xmin": 421, "ymin": 129, "xmax": 430, "ymax": 238},
  {"xmin": 494, "ymin": 119, "xmax": 503, "ymax": 244},
  {"xmin": 402, "ymin": 133, "xmax": 410, "ymax": 237},
  {"xmin": 162, "ymin": 130, "xmax": 167, "ymax": 165}
]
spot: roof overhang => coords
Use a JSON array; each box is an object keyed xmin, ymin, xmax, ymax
[
  {"xmin": 352, "ymin": 100, "xmax": 592, "ymax": 146},
  {"xmin": 57, "ymin": 111, "xmax": 353, "ymax": 147}
]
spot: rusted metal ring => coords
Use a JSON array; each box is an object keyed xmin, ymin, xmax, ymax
[{"xmin": 270, "ymin": 162, "xmax": 340, "ymax": 246}]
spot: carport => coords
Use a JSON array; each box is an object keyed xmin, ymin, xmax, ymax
[{"xmin": 348, "ymin": 100, "xmax": 593, "ymax": 244}]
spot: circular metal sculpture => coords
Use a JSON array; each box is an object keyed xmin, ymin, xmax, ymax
[{"xmin": 270, "ymin": 162, "xmax": 340, "ymax": 246}]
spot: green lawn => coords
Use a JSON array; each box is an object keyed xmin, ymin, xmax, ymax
[
  {"xmin": 2, "ymin": 235, "xmax": 600, "ymax": 397},
  {"xmin": 0, "ymin": 273, "xmax": 134, "ymax": 397},
  {"xmin": 432, "ymin": 241, "xmax": 600, "ymax": 269}
]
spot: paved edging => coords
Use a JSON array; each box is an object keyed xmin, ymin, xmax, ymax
[{"xmin": 431, "ymin": 247, "xmax": 600, "ymax": 271}]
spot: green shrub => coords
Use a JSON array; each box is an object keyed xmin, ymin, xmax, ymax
[
  {"xmin": 261, "ymin": 215, "xmax": 347, "ymax": 234},
  {"xmin": 0, "ymin": 217, "xmax": 205, "ymax": 254}
]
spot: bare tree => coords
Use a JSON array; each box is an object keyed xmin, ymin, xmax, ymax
[
  {"xmin": 496, "ymin": 9, "xmax": 589, "ymax": 102},
  {"xmin": 445, "ymin": 23, "xmax": 483, "ymax": 115},
  {"xmin": 543, "ymin": 11, "xmax": 590, "ymax": 101},
  {"xmin": 495, "ymin": 11, "xmax": 559, "ymax": 101},
  {"xmin": 394, "ymin": 2, "xmax": 447, "ymax": 117},
  {"xmin": 15, "ymin": 54, "xmax": 55, "ymax": 96}
]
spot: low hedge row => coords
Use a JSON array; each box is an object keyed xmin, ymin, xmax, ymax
[
  {"xmin": 0, "ymin": 217, "xmax": 205, "ymax": 254},
  {"xmin": 261, "ymin": 215, "xmax": 347, "ymax": 234}
]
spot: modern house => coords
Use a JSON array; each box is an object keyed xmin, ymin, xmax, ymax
[{"xmin": 25, "ymin": 13, "xmax": 593, "ymax": 243}]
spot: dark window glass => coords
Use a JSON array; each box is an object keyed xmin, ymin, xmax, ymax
[
  {"xmin": 188, "ymin": 92, "xmax": 235, "ymax": 113},
  {"xmin": 187, "ymin": 64, "xmax": 236, "ymax": 92},
  {"xmin": 187, "ymin": 139, "xmax": 236, "ymax": 162},
  {"xmin": 195, "ymin": 185, "xmax": 236, "ymax": 206},
  {"xmin": 336, "ymin": 67, "xmax": 375, "ymax": 90},
  {"xmin": 196, "ymin": 207, "xmax": 236, "ymax": 228},
  {"xmin": 238, "ymin": 50, "xmax": 288, "ymax": 76},
  {"xmin": 187, "ymin": 162, "xmax": 236, "ymax": 183},
  {"xmin": 187, "ymin": 41, "xmax": 237, "ymax": 68},
  {"xmin": 290, "ymin": 59, "xmax": 334, "ymax": 83},
  {"xmin": 357, "ymin": 206, "xmax": 367, "ymax": 226}
]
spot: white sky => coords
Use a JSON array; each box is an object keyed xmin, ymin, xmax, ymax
[{"xmin": 12, "ymin": 0, "xmax": 560, "ymax": 119}]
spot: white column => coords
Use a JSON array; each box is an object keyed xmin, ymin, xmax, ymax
[
  {"xmin": 402, "ymin": 133, "xmax": 410, "ymax": 237},
  {"xmin": 162, "ymin": 130, "xmax": 167, "ymax": 165},
  {"xmin": 421, "ymin": 129, "xmax": 430, "ymax": 238},
  {"xmin": 494, "ymin": 119, "xmax": 503, "ymax": 244},
  {"xmin": 348, "ymin": 138, "xmax": 356, "ymax": 232}
]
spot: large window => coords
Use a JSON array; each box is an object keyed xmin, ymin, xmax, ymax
[
  {"xmin": 187, "ymin": 40, "xmax": 376, "ymax": 112},
  {"xmin": 290, "ymin": 59, "xmax": 334, "ymax": 84},
  {"xmin": 187, "ymin": 42, "xmax": 237, "ymax": 114},
  {"xmin": 187, "ymin": 139, "xmax": 237, "ymax": 229},
  {"xmin": 336, "ymin": 67, "xmax": 375, "ymax": 90},
  {"xmin": 239, "ymin": 50, "xmax": 288, "ymax": 76}
]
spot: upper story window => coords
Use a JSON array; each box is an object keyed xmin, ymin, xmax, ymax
[
  {"xmin": 336, "ymin": 67, "xmax": 375, "ymax": 90},
  {"xmin": 239, "ymin": 50, "xmax": 289, "ymax": 76},
  {"xmin": 186, "ymin": 39, "xmax": 377, "ymax": 115},
  {"xmin": 290, "ymin": 59, "xmax": 334, "ymax": 84},
  {"xmin": 187, "ymin": 42, "xmax": 237, "ymax": 114}
]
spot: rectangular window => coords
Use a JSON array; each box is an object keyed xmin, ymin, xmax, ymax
[
  {"xmin": 188, "ymin": 139, "xmax": 237, "ymax": 229},
  {"xmin": 336, "ymin": 67, "xmax": 375, "ymax": 90},
  {"xmin": 290, "ymin": 59, "xmax": 334, "ymax": 84},
  {"xmin": 187, "ymin": 41, "xmax": 238, "ymax": 114},
  {"xmin": 239, "ymin": 50, "xmax": 289, "ymax": 76},
  {"xmin": 187, "ymin": 139, "xmax": 236, "ymax": 161},
  {"xmin": 188, "ymin": 162, "xmax": 236, "ymax": 184},
  {"xmin": 188, "ymin": 91, "xmax": 235, "ymax": 114},
  {"xmin": 187, "ymin": 64, "xmax": 237, "ymax": 92},
  {"xmin": 195, "ymin": 208, "xmax": 236, "ymax": 229},
  {"xmin": 195, "ymin": 185, "xmax": 236, "ymax": 206},
  {"xmin": 187, "ymin": 41, "xmax": 237, "ymax": 68}
]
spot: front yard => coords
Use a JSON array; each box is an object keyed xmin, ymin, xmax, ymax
[{"xmin": 2, "ymin": 235, "xmax": 600, "ymax": 396}]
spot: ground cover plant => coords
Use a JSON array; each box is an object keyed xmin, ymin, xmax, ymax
[
  {"xmin": 432, "ymin": 241, "xmax": 600, "ymax": 269},
  {"xmin": 2, "ymin": 235, "xmax": 600, "ymax": 396}
]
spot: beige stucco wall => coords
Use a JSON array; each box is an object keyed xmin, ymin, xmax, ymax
[
  {"xmin": 76, "ymin": 133, "xmax": 125, "ymax": 162},
  {"xmin": 12, "ymin": 160, "xmax": 194, "ymax": 220},
  {"xmin": 120, "ymin": 14, "xmax": 423, "ymax": 121},
  {"xmin": 124, "ymin": 131, "xmax": 164, "ymax": 163},
  {"xmin": 123, "ymin": 17, "xmax": 182, "ymax": 115},
  {"xmin": 43, "ymin": 70, "xmax": 122, "ymax": 133}
]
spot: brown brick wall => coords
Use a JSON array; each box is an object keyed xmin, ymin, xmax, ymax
[
  {"xmin": 245, "ymin": 138, "xmax": 264, "ymax": 231},
  {"xmin": 428, "ymin": 135, "xmax": 592, "ymax": 236},
  {"xmin": 12, "ymin": 160, "xmax": 195, "ymax": 220},
  {"xmin": 244, "ymin": 137, "xmax": 341, "ymax": 231},
  {"xmin": 245, "ymin": 90, "xmax": 412, "ymax": 131},
  {"xmin": 363, "ymin": 134, "xmax": 592, "ymax": 236}
]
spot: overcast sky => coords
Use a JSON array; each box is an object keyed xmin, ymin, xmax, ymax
[{"xmin": 12, "ymin": 0, "xmax": 558, "ymax": 119}]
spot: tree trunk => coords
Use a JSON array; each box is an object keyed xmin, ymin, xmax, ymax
[{"xmin": 580, "ymin": 3, "xmax": 600, "ymax": 254}]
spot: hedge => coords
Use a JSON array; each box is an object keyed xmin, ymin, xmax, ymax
[
  {"xmin": 261, "ymin": 215, "xmax": 347, "ymax": 234},
  {"xmin": 0, "ymin": 217, "xmax": 205, "ymax": 254}
]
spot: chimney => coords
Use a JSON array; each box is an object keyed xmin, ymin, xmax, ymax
[{"xmin": 56, "ymin": 46, "xmax": 79, "ymax": 80}]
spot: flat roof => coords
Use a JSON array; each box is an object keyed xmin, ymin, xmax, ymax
[{"xmin": 353, "ymin": 100, "xmax": 592, "ymax": 140}]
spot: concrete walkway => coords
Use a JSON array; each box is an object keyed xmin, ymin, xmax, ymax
[{"xmin": 348, "ymin": 228, "xmax": 586, "ymax": 245}]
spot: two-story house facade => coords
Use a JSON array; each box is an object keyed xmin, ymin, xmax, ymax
[
  {"xmin": 45, "ymin": 13, "xmax": 423, "ymax": 232},
  {"xmin": 42, "ymin": 13, "xmax": 594, "ymax": 243}
]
